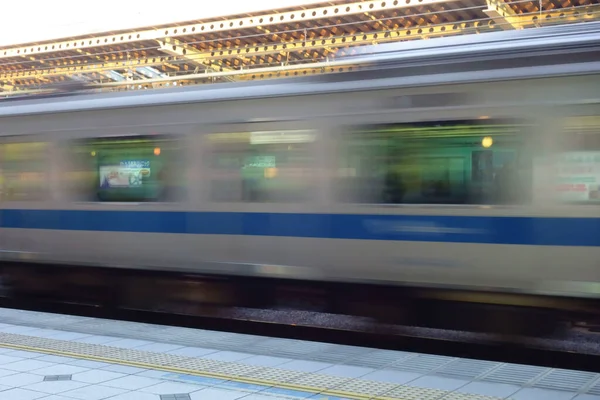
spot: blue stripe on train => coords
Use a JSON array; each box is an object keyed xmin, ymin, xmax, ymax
[{"xmin": 0, "ymin": 209, "xmax": 599, "ymax": 247}]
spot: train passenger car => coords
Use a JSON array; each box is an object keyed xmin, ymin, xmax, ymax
[{"xmin": 0, "ymin": 22, "xmax": 599, "ymax": 314}]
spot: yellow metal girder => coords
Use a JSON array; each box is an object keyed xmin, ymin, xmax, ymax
[
  {"xmin": 159, "ymin": 38, "xmax": 209, "ymax": 67},
  {"xmin": 159, "ymin": 38, "xmax": 234, "ymax": 74},
  {"xmin": 160, "ymin": 5, "xmax": 598, "ymax": 62},
  {"xmin": 484, "ymin": 0, "xmax": 520, "ymax": 30},
  {"xmin": 0, "ymin": 62, "xmax": 364, "ymax": 98},
  {"xmin": 0, "ymin": 0, "xmax": 463, "ymax": 60},
  {"xmin": 0, "ymin": 57, "xmax": 172, "ymax": 81},
  {"xmin": 1, "ymin": 5, "xmax": 598, "ymax": 83},
  {"xmin": 101, "ymin": 62, "xmax": 365, "ymax": 90}
]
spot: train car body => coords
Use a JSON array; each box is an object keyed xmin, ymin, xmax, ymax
[{"xmin": 0, "ymin": 23, "xmax": 599, "ymax": 302}]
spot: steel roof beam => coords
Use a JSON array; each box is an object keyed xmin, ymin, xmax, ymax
[
  {"xmin": 0, "ymin": 83, "xmax": 15, "ymax": 92},
  {"xmin": 484, "ymin": 0, "xmax": 519, "ymax": 30},
  {"xmin": 136, "ymin": 66, "xmax": 167, "ymax": 79},
  {"xmin": 99, "ymin": 62, "xmax": 363, "ymax": 90},
  {"xmin": 158, "ymin": 37, "xmax": 233, "ymax": 75},
  {"xmin": 0, "ymin": 0, "xmax": 459, "ymax": 60},
  {"xmin": 180, "ymin": 6, "xmax": 598, "ymax": 62},
  {"xmin": 1, "ymin": 6, "xmax": 596, "ymax": 83},
  {"xmin": 103, "ymin": 70, "xmax": 126, "ymax": 81},
  {"xmin": 0, "ymin": 58, "xmax": 168, "ymax": 81},
  {"xmin": 159, "ymin": 38, "xmax": 208, "ymax": 67}
]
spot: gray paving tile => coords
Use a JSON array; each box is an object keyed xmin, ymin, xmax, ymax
[
  {"xmin": 361, "ymin": 369, "xmax": 422, "ymax": 384},
  {"xmin": 67, "ymin": 360, "xmax": 111, "ymax": 369},
  {"xmin": 141, "ymin": 381, "xmax": 206, "ymax": 395},
  {"xmin": 36, "ymin": 355, "xmax": 79, "ymax": 364},
  {"xmin": 72, "ymin": 369, "xmax": 126, "ymax": 384},
  {"xmin": 71, "ymin": 336, "xmax": 122, "ymax": 345},
  {"xmin": 240, "ymin": 355, "xmax": 293, "ymax": 367},
  {"xmin": 0, "ymin": 368, "xmax": 18, "ymax": 378},
  {"xmin": 0, "ymin": 354, "xmax": 25, "ymax": 365},
  {"xmin": 45, "ymin": 332, "xmax": 92, "ymax": 341},
  {"xmin": 342, "ymin": 350, "xmax": 409, "ymax": 369},
  {"xmin": 203, "ymin": 351, "xmax": 254, "ymax": 362},
  {"xmin": 132, "ymin": 343, "xmax": 184, "ymax": 353},
  {"xmin": 36, "ymin": 395, "xmax": 79, "ymax": 400},
  {"xmin": 0, "ymin": 326, "xmax": 42, "ymax": 335},
  {"xmin": 23, "ymin": 380, "xmax": 88, "ymax": 395},
  {"xmin": 582, "ymin": 377, "xmax": 600, "ymax": 396},
  {"xmin": 389, "ymin": 354, "xmax": 454, "ymax": 374},
  {"xmin": 101, "ymin": 375, "xmax": 162, "ymax": 390},
  {"xmin": 22, "ymin": 330, "xmax": 68, "ymax": 339},
  {"xmin": 92, "ymin": 391, "xmax": 157, "ymax": 400},
  {"xmin": 533, "ymin": 369, "xmax": 598, "ymax": 392},
  {"xmin": 243, "ymin": 394, "xmax": 310, "ymax": 400},
  {"xmin": 458, "ymin": 381, "xmax": 521, "ymax": 398},
  {"xmin": 278, "ymin": 360, "xmax": 333, "ymax": 373},
  {"xmin": 136, "ymin": 370, "xmax": 171, "ymax": 379},
  {"xmin": 0, "ymin": 388, "xmax": 47, "ymax": 399},
  {"xmin": 101, "ymin": 392, "xmax": 162, "ymax": 400},
  {"xmin": 481, "ymin": 363, "xmax": 549, "ymax": 386},
  {"xmin": 408, "ymin": 375, "xmax": 469, "ymax": 391},
  {"xmin": 3, "ymin": 359, "xmax": 55, "ymax": 372},
  {"xmin": 101, "ymin": 365, "xmax": 148, "ymax": 374},
  {"xmin": 435, "ymin": 358, "xmax": 499, "ymax": 380},
  {"xmin": 318, "ymin": 364, "xmax": 374, "ymax": 378},
  {"xmin": 32, "ymin": 365, "xmax": 89, "ymax": 376},
  {"xmin": 512, "ymin": 387, "xmax": 577, "ymax": 400},
  {"xmin": 103, "ymin": 339, "xmax": 153, "ymax": 349},
  {"xmin": 2, "ymin": 350, "xmax": 45, "ymax": 359},
  {"xmin": 0, "ymin": 372, "xmax": 43, "ymax": 387}
]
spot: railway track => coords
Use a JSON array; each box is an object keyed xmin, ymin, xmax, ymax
[{"xmin": 0, "ymin": 293, "xmax": 598, "ymax": 374}]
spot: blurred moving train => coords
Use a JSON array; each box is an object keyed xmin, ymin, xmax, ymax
[{"xmin": 0, "ymin": 22, "xmax": 599, "ymax": 308}]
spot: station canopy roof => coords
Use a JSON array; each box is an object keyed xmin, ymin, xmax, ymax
[{"xmin": 0, "ymin": 0, "xmax": 597, "ymax": 96}]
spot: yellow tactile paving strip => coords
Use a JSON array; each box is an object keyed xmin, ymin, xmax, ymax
[{"xmin": 0, "ymin": 331, "xmax": 504, "ymax": 400}]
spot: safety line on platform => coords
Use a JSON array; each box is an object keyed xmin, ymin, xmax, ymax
[{"xmin": 0, "ymin": 331, "xmax": 502, "ymax": 400}]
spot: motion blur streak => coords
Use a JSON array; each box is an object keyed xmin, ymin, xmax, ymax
[{"xmin": 0, "ymin": 22, "xmax": 599, "ymax": 301}]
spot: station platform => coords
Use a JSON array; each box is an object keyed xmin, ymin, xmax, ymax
[{"xmin": 0, "ymin": 309, "xmax": 597, "ymax": 400}]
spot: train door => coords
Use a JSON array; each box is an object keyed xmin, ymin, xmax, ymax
[
  {"xmin": 192, "ymin": 118, "xmax": 331, "ymax": 278},
  {"xmin": 531, "ymin": 104, "xmax": 600, "ymax": 297},
  {"xmin": 0, "ymin": 134, "xmax": 52, "ymax": 262}
]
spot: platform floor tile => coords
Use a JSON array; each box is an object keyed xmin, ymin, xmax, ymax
[{"xmin": 0, "ymin": 308, "xmax": 595, "ymax": 399}]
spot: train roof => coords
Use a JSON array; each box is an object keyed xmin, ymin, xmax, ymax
[{"xmin": 1, "ymin": 21, "xmax": 599, "ymax": 118}]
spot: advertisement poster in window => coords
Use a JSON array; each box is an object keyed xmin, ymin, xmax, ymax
[
  {"xmin": 99, "ymin": 160, "xmax": 151, "ymax": 189},
  {"xmin": 535, "ymin": 152, "xmax": 600, "ymax": 202}
]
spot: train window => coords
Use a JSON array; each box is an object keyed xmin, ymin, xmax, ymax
[
  {"xmin": 0, "ymin": 142, "xmax": 49, "ymax": 201},
  {"xmin": 66, "ymin": 136, "xmax": 184, "ymax": 202},
  {"xmin": 540, "ymin": 116, "xmax": 600, "ymax": 204},
  {"xmin": 208, "ymin": 130, "xmax": 317, "ymax": 202},
  {"xmin": 336, "ymin": 120, "xmax": 534, "ymax": 205}
]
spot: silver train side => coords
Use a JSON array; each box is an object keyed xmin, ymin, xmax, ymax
[{"xmin": 1, "ymin": 22, "xmax": 599, "ymax": 299}]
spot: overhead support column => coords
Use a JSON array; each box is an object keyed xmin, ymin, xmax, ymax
[{"xmin": 484, "ymin": 0, "xmax": 521, "ymax": 30}]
